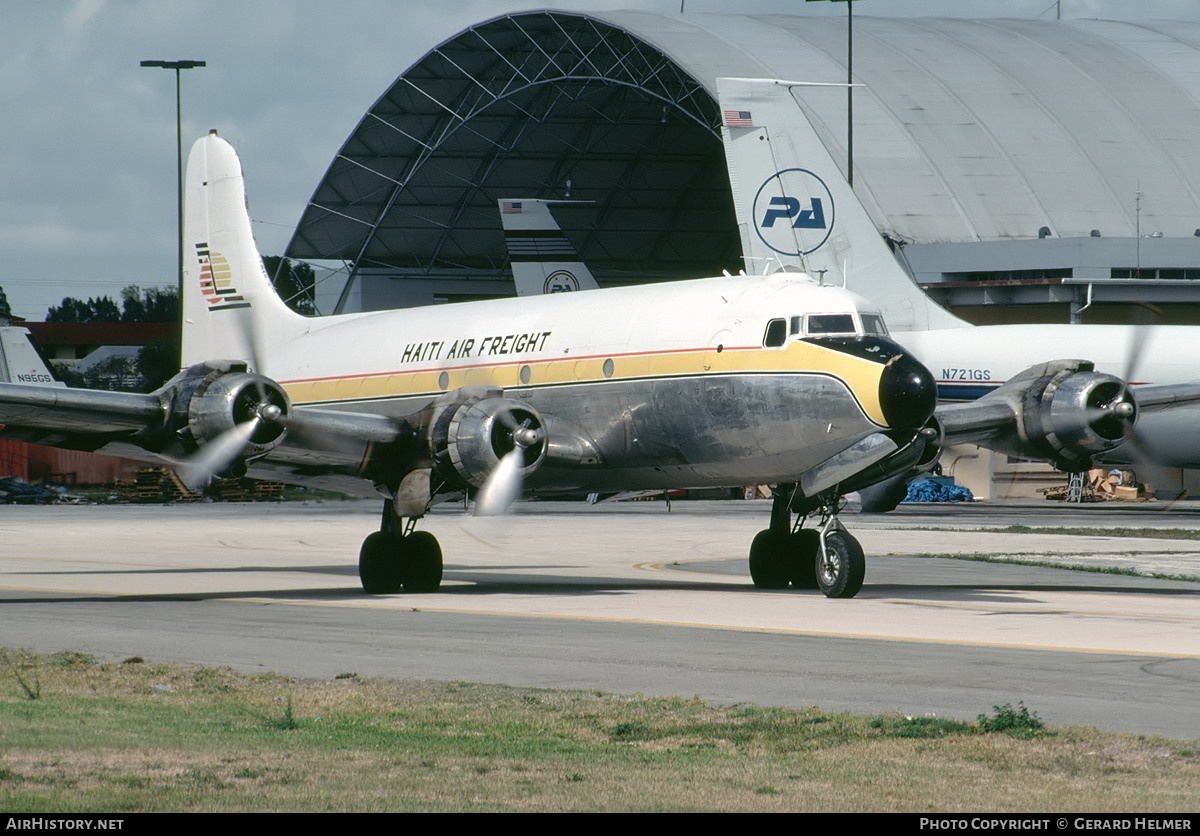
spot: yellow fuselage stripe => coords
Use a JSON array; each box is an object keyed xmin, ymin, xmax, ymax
[{"xmin": 282, "ymin": 340, "xmax": 889, "ymax": 427}]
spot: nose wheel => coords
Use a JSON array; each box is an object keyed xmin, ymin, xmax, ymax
[
  {"xmin": 814, "ymin": 523, "xmax": 865, "ymax": 599},
  {"xmin": 748, "ymin": 485, "xmax": 864, "ymax": 598}
]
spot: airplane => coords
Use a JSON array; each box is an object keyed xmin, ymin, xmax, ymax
[
  {"xmin": 498, "ymin": 198, "xmax": 600, "ymax": 295},
  {"xmin": 0, "ymin": 125, "xmax": 1148, "ymax": 598},
  {"xmin": 0, "ymin": 326, "xmax": 62, "ymax": 388},
  {"xmin": 718, "ymin": 77, "xmax": 1200, "ymax": 509}
]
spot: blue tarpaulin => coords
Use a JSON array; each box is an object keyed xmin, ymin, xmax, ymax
[{"xmin": 902, "ymin": 478, "xmax": 974, "ymax": 503}]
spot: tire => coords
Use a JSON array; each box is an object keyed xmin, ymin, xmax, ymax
[
  {"xmin": 748, "ymin": 529, "xmax": 791, "ymax": 589},
  {"xmin": 358, "ymin": 531, "xmax": 403, "ymax": 594},
  {"xmin": 815, "ymin": 530, "xmax": 865, "ymax": 599},
  {"xmin": 789, "ymin": 530, "xmax": 820, "ymax": 589},
  {"xmin": 402, "ymin": 530, "xmax": 444, "ymax": 593}
]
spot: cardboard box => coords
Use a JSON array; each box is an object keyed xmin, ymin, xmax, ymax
[{"xmin": 1112, "ymin": 485, "xmax": 1139, "ymax": 501}]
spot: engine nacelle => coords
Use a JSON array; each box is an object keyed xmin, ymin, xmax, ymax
[
  {"xmin": 429, "ymin": 388, "xmax": 547, "ymax": 487},
  {"xmin": 1011, "ymin": 361, "xmax": 1136, "ymax": 471},
  {"xmin": 156, "ymin": 361, "xmax": 292, "ymax": 462}
]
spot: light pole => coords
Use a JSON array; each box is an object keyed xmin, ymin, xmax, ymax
[
  {"xmin": 806, "ymin": 0, "xmax": 857, "ymax": 188},
  {"xmin": 140, "ymin": 59, "xmax": 205, "ymax": 347}
]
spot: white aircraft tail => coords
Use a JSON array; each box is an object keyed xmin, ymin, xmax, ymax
[
  {"xmin": 181, "ymin": 131, "xmax": 308, "ymax": 372},
  {"xmin": 0, "ymin": 327, "xmax": 63, "ymax": 387},
  {"xmin": 499, "ymin": 199, "xmax": 599, "ymax": 295},
  {"xmin": 716, "ymin": 77, "xmax": 964, "ymax": 332}
]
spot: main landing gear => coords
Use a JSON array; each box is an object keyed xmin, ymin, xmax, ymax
[
  {"xmin": 358, "ymin": 501, "xmax": 444, "ymax": 594},
  {"xmin": 748, "ymin": 484, "xmax": 865, "ymax": 599}
]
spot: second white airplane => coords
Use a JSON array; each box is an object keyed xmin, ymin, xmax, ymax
[{"xmin": 719, "ymin": 77, "xmax": 1200, "ymax": 507}]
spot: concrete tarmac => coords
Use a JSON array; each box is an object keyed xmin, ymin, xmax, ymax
[{"xmin": 1, "ymin": 498, "xmax": 1198, "ymax": 738}]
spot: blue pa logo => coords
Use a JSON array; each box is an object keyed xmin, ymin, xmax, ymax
[{"xmin": 752, "ymin": 168, "xmax": 835, "ymax": 257}]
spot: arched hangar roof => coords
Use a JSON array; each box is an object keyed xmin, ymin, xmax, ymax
[{"xmin": 286, "ymin": 11, "xmax": 1200, "ymax": 302}]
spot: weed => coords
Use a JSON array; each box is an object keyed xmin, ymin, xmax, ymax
[
  {"xmin": 978, "ymin": 702, "xmax": 1046, "ymax": 738},
  {"xmin": 610, "ymin": 722, "xmax": 648, "ymax": 740},
  {"xmin": 272, "ymin": 694, "xmax": 300, "ymax": 731},
  {"xmin": 871, "ymin": 713, "xmax": 974, "ymax": 739},
  {"xmin": 3, "ymin": 650, "xmax": 41, "ymax": 700}
]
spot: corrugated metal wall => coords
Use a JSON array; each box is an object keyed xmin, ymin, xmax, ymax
[{"xmin": 0, "ymin": 440, "xmax": 140, "ymax": 485}]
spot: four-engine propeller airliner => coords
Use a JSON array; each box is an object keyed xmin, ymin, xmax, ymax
[{"xmin": 0, "ymin": 112, "xmax": 1155, "ymax": 597}]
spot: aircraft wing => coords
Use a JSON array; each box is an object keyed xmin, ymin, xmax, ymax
[
  {"xmin": 931, "ymin": 358, "xmax": 1200, "ymax": 474},
  {"xmin": 1128, "ymin": 382, "xmax": 1200, "ymax": 412},
  {"xmin": 0, "ymin": 365, "xmax": 416, "ymax": 487},
  {"xmin": 0, "ymin": 382, "xmax": 163, "ymax": 441}
]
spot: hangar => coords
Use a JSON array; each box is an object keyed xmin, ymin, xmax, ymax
[{"xmin": 286, "ymin": 10, "xmax": 1200, "ymax": 325}]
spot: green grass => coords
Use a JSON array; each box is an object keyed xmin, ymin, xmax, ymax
[
  {"xmin": 913, "ymin": 551, "xmax": 1200, "ymax": 583},
  {"xmin": 918, "ymin": 525, "xmax": 1200, "ymax": 541},
  {"xmin": 1, "ymin": 650, "xmax": 1198, "ymax": 812}
]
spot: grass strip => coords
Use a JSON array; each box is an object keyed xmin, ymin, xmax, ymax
[
  {"xmin": 912, "ymin": 551, "xmax": 1200, "ymax": 583},
  {"xmin": 913, "ymin": 525, "xmax": 1200, "ymax": 541},
  {"xmin": 2, "ymin": 650, "xmax": 1197, "ymax": 812}
]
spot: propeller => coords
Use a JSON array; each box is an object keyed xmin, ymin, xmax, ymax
[
  {"xmin": 473, "ymin": 419, "xmax": 545, "ymax": 516},
  {"xmin": 1073, "ymin": 303, "xmax": 1182, "ymax": 503},
  {"xmin": 172, "ymin": 298, "xmax": 289, "ymax": 490},
  {"xmin": 1111, "ymin": 312, "xmax": 1184, "ymax": 502},
  {"xmin": 177, "ymin": 400, "xmax": 283, "ymax": 490}
]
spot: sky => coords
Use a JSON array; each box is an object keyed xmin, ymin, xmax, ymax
[{"xmin": 4, "ymin": 0, "xmax": 1200, "ymax": 320}]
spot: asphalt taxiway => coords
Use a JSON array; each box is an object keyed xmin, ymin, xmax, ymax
[{"xmin": 2, "ymin": 498, "xmax": 1198, "ymax": 738}]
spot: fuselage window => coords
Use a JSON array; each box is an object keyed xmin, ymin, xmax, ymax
[
  {"xmin": 763, "ymin": 318, "xmax": 787, "ymax": 348},
  {"xmin": 862, "ymin": 314, "xmax": 888, "ymax": 336},
  {"xmin": 805, "ymin": 313, "xmax": 857, "ymax": 337}
]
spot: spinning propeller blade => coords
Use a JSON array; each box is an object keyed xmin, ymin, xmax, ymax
[{"xmin": 473, "ymin": 420, "xmax": 545, "ymax": 516}]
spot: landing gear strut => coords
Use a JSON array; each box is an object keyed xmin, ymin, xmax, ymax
[
  {"xmin": 748, "ymin": 484, "xmax": 864, "ymax": 598},
  {"xmin": 358, "ymin": 501, "xmax": 443, "ymax": 594}
]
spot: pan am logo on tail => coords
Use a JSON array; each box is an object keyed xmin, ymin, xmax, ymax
[
  {"xmin": 195, "ymin": 242, "xmax": 251, "ymax": 311},
  {"xmin": 753, "ymin": 168, "xmax": 835, "ymax": 256},
  {"xmin": 543, "ymin": 270, "xmax": 580, "ymax": 293}
]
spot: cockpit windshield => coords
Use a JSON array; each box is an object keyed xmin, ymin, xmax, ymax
[
  {"xmin": 861, "ymin": 314, "xmax": 888, "ymax": 336},
  {"xmin": 770, "ymin": 311, "xmax": 889, "ymax": 346},
  {"xmin": 805, "ymin": 313, "xmax": 857, "ymax": 336}
]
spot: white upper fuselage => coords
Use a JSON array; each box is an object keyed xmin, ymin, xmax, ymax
[
  {"xmin": 896, "ymin": 324, "xmax": 1199, "ymax": 402},
  {"xmin": 258, "ymin": 272, "xmax": 892, "ymax": 418}
]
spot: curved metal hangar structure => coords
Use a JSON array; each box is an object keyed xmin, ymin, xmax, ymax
[{"xmin": 286, "ymin": 11, "xmax": 1200, "ymax": 314}]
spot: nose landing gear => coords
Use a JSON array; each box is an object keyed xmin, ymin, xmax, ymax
[{"xmin": 748, "ymin": 484, "xmax": 865, "ymax": 599}]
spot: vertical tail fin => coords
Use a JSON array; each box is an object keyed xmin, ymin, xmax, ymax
[
  {"xmin": 716, "ymin": 77, "xmax": 963, "ymax": 332},
  {"xmin": 181, "ymin": 131, "xmax": 307, "ymax": 372},
  {"xmin": 0, "ymin": 327, "xmax": 63, "ymax": 387},
  {"xmin": 498, "ymin": 199, "xmax": 599, "ymax": 295}
]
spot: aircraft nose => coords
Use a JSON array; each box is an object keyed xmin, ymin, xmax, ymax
[{"xmin": 878, "ymin": 352, "xmax": 937, "ymax": 430}]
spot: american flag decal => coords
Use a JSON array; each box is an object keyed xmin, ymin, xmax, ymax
[
  {"xmin": 195, "ymin": 242, "xmax": 251, "ymax": 311},
  {"xmin": 501, "ymin": 201, "xmax": 523, "ymax": 214},
  {"xmin": 723, "ymin": 109, "xmax": 753, "ymax": 128}
]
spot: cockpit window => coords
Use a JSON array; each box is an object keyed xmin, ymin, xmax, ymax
[
  {"xmin": 862, "ymin": 314, "xmax": 888, "ymax": 336},
  {"xmin": 804, "ymin": 313, "xmax": 857, "ymax": 336},
  {"xmin": 763, "ymin": 318, "xmax": 787, "ymax": 348}
]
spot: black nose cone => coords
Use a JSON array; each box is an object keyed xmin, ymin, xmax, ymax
[{"xmin": 879, "ymin": 352, "xmax": 937, "ymax": 429}]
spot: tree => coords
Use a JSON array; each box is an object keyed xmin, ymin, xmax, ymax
[
  {"xmin": 46, "ymin": 295, "xmax": 121, "ymax": 323},
  {"xmin": 120, "ymin": 285, "xmax": 178, "ymax": 322},
  {"xmin": 0, "ymin": 285, "xmax": 12, "ymax": 320},
  {"xmin": 46, "ymin": 285, "xmax": 177, "ymax": 323},
  {"xmin": 135, "ymin": 341, "xmax": 179, "ymax": 391}
]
